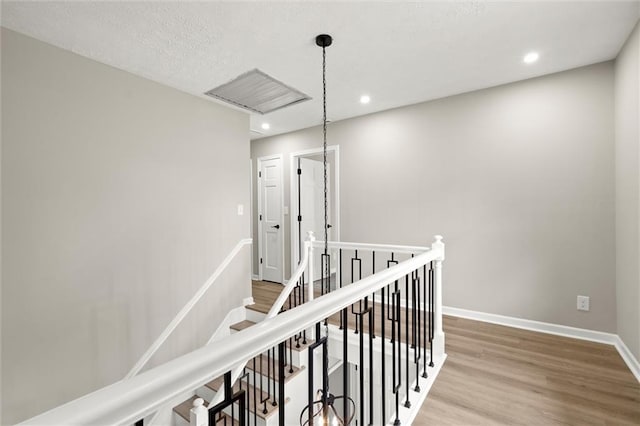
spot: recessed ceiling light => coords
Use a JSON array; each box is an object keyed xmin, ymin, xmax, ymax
[
  {"xmin": 261, "ymin": 123, "xmax": 270, "ymax": 130},
  {"xmin": 523, "ymin": 52, "xmax": 539, "ymax": 64},
  {"xmin": 360, "ymin": 95, "xmax": 370, "ymax": 104}
]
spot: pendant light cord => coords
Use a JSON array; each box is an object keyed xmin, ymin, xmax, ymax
[
  {"xmin": 322, "ymin": 45, "xmax": 328, "ymax": 263},
  {"xmin": 321, "ymin": 40, "xmax": 330, "ymax": 419}
]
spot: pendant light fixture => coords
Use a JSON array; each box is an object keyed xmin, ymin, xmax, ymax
[
  {"xmin": 315, "ymin": 33, "xmax": 332, "ymax": 281},
  {"xmin": 299, "ymin": 34, "xmax": 356, "ymax": 426}
]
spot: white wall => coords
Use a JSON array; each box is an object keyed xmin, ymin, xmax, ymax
[
  {"xmin": 252, "ymin": 62, "xmax": 616, "ymax": 334},
  {"xmin": 1, "ymin": 28, "xmax": 251, "ymax": 424},
  {"xmin": 615, "ymin": 19, "xmax": 640, "ymax": 361}
]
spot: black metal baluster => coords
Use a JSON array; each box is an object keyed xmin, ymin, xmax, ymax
[
  {"xmin": 208, "ymin": 370, "xmax": 246, "ymax": 426},
  {"xmin": 411, "ymin": 268, "xmax": 416, "ymax": 351},
  {"xmin": 422, "ymin": 264, "xmax": 428, "ymax": 378},
  {"xmin": 272, "ymin": 347, "xmax": 277, "ymax": 406},
  {"xmin": 343, "ymin": 307, "xmax": 349, "ymax": 423},
  {"xmin": 429, "ymin": 261, "xmax": 434, "ymax": 368},
  {"xmin": 238, "ymin": 387, "xmax": 246, "ymax": 426},
  {"xmin": 391, "ymin": 280, "xmax": 401, "ymax": 426},
  {"xmin": 350, "ymin": 250, "xmax": 363, "ymax": 334},
  {"xmin": 260, "ymin": 352, "xmax": 268, "ymax": 414},
  {"xmin": 253, "ymin": 358, "xmax": 258, "ymax": 426},
  {"xmin": 307, "ymin": 323, "xmax": 328, "ymax": 426},
  {"xmin": 339, "ymin": 249, "xmax": 343, "ymax": 329},
  {"xmin": 238, "ymin": 367, "xmax": 250, "ymax": 425},
  {"xmin": 387, "ymin": 253, "xmax": 398, "ymax": 321},
  {"xmin": 368, "ymin": 302, "xmax": 374, "ymax": 425},
  {"xmin": 225, "ymin": 372, "xmax": 232, "ymax": 421},
  {"xmin": 404, "ymin": 274, "xmax": 411, "ymax": 408},
  {"xmin": 414, "ymin": 268, "xmax": 421, "ymax": 391},
  {"xmin": 307, "ymin": 341, "xmax": 314, "ymax": 426},
  {"xmin": 254, "ymin": 353, "xmax": 267, "ymax": 414},
  {"xmin": 359, "ymin": 304, "xmax": 365, "ymax": 425},
  {"xmin": 372, "ymin": 251, "xmax": 376, "ymax": 339},
  {"xmin": 289, "ymin": 337, "xmax": 294, "ymax": 374},
  {"xmin": 278, "ymin": 342, "xmax": 286, "ymax": 426},
  {"xmin": 135, "ymin": 419, "xmax": 143, "ymax": 426},
  {"xmin": 381, "ymin": 283, "xmax": 386, "ymax": 424}
]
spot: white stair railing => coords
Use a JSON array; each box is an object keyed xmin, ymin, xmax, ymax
[
  {"xmin": 205, "ymin": 231, "xmax": 316, "ymax": 411},
  {"xmin": 17, "ymin": 235, "xmax": 445, "ymax": 426},
  {"xmin": 126, "ymin": 238, "xmax": 252, "ymax": 379}
]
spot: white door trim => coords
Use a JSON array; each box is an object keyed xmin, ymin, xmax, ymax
[
  {"xmin": 289, "ymin": 145, "xmax": 340, "ymax": 277},
  {"xmin": 257, "ymin": 154, "xmax": 285, "ymax": 284}
]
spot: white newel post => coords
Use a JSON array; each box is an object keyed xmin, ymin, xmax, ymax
[
  {"xmin": 432, "ymin": 235, "xmax": 446, "ymax": 361},
  {"xmin": 306, "ymin": 231, "xmax": 315, "ymax": 303},
  {"xmin": 190, "ymin": 398, "xmax": 208, "ymax": 426}
]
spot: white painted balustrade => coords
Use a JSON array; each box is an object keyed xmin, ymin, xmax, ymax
[
  {"xmin": 18, "ymin": 235, "xmax": 444, "ymax": 426},
  {"xmin": 203, "ymin": 231, "xmax": 316, "ymax": 414}
]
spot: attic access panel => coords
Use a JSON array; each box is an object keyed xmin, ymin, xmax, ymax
[{"xmin": 205, "ymin": 69, "xmax": 311, "ymax": 114}]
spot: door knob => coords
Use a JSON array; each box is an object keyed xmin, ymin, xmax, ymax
[
  {"xmin": 271, "ymin": 224, "xmax": 280, "ymax": 229},
  {"xmin": 327, "ymin": 224, "xmax": 333, "ymax": 229}
]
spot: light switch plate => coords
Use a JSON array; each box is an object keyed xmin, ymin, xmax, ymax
[{"xmin": 577, "ymin": 295, "xmax": 590, "ymax": 311}]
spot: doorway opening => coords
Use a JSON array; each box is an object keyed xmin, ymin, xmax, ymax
[
  {"xmin": 289, "ymin": 146, "xmax": 340, "ymax": 281},
  {"xmin": 257, "ymin": 154, "xmax": 285, "ymax": 284}
]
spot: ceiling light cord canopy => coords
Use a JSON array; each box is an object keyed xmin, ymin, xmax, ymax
[{"xmin": 299, "ymin": 34, "xmax": 355, "ymax": 426}]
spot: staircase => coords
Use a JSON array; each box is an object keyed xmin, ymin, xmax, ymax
[{"xmin": 173, "ymin": 281, "xmax": 312, "ymax": 426}]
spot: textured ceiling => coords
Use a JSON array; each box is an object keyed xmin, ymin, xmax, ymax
[{"xmin": 2, "ymin": 1, "xmax": 639, "ymax": 139}]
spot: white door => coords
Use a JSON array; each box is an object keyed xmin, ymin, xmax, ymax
[
  {"xmin": 259, "ymin": 157, "xmax": 283, "ymax": 283},
  {"xmin": 299, "ymin": 158, "xmax": 331, "ymax": 282}
]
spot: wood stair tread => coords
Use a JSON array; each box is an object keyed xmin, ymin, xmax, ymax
[
  {"xmin": 249, "ymin": 280, "xmax": 319, "ymax": 315},
  {"xmin": 230, "ymin": 320, "xmax": 256, "ymax": 331},
  {"xmin": 205, "ymin": 378, "xmax": 289, "ymax": 420},
  {"xmin": 173, "ymin": 396, "xmax": 239, "ymax": 425},
  {"xmin": 244, "ymin": 354, "xmax": 304, "ymax": 382}
]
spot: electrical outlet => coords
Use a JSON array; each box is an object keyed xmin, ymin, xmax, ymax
[
  {"xmin": 577, "ymin": 295, "xmax": 590, "ymax": 311},
  {"xmin": 237, "ymin": 204, "xmax": 244, "ymax": 216}
]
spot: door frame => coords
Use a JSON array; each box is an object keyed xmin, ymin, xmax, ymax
[
  {"xmin": 289, "ymin": 145, "xmax": 340, "ymax": 277},
  {"xmin": 257, "ymin": 154, "xmax": 286, "ymax": 284}
]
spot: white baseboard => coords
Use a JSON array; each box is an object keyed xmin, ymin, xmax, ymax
[
  {"xmin": 443, "ymin": 306, "xmax": 639, "ymax": 383},
  {"xmin": 442, "ymin": 306, "xmax": 617, "ymax": 344},
  {"xmin": 614, "ymin": 335, "xmax": 640, "ymax": 382},
  {"xmin": 251, "ymin": 274, "xmax": 260, "ymax": 281}
]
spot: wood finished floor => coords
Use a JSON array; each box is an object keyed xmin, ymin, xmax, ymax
[
  {"xmin": 415, "ymin": 316, "xmax": 640, "ymax": 425},
  {"xmin": 252, "ymin": 281, "xmax": 640, "ymax": 425}
]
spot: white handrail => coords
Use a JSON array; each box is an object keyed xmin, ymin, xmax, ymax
[
  {"xmin": 19, "ymin": 236, "xmax": 444, "ymax": 426},
  {"xmin": 125, "ymin": 238, "xmax": 252, "ymax": 379},
  {"xmin": 312, "ymin": 240, "xmax": 429, "ymax": 254},
  {"xmin": 267, "ymin": 232, "xmax": 314, "ymax": 319}
]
